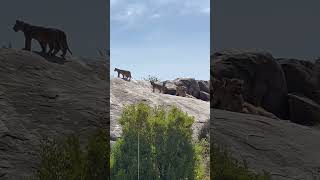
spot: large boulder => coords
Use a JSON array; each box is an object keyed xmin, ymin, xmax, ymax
[
  {"xmin": 173, "ymin": 78, "xmax": 201, "ymax": 99},
  {"xmin": 211, "ymin": 50, "xmax": 289, "ymax": 119},
  {"xmin": 288, "ymin": 93, "xmax": 320, "ymax": 125},
  {"xmin": 163, "ymin": 80, "xmax": 177, "ymax": 95},
  {"xmin": 0, "ymin": 48, "xmax": 108, "ymax": 179},
  {"xmin": 278, "ymin": 58, "xmax": 320, "ymax": 104},
  {"xmin": 160, "ymin": 79, "xmax": 210, "ymax": 101},
  {"xmin": 198, "ymin": 80, "xmax": 209, "ymax": 93},
  {"xmin": 199, "ymin": 91, "xmax": 210, "ymax": 101}
]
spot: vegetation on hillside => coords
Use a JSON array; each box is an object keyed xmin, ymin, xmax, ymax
[
  {"xmin": 143, "ymin": 75, "xmax": 160, "ymax": 82},
  {"xmin": 34, "ymin": 103, "xmax": 271, "ymax": 180},
  {"xmin": 211, "ymin": 138, "xmax": 271, "ymax": 180},
  {"xmin": 34, "ymin": 129, "xmax": 109, "ymax": 180},
  {"xmin": 110, "ymin": 103, "xmax": 206, "ymax": 179}
]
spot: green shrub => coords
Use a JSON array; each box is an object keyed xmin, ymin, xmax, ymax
[
  {"xmin": 211, "ymin": 142, "xmax": 271, "ymax": 180},
  {"xmin": 110, "ymin": 103, "xmax": 205, "ymax": 179},
  {"xmin": 196, "ymin": 139, "xmax": 210, "ymax": 180},
  {"xmin": 35, "ymin": 129, "xmax": 109, "ymax": 180},
  {"xmin": 143, "ymin": 75, "xmax": 160, "ymax": 82}
]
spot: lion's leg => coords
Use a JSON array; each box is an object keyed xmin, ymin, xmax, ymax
[
  {"xmin": 53, "ymin": 41, "xmax": 61, "ymax": 56},
  {"xmin": 39, "ymin": 41, "xmax": 47, "ymax": 54},
  {"xmin": 48, "ymin": 43, "xmax": 53, "ymax": 55},
  {"xmin": 24, "ymin": 37, "xmax": 32, "ymax": 51},
  {"xmin": 52, "ymin": 48, "xmax": 60, "ymax": 57},
  {"xmin": 48, "ymin": 42, "xmax": 55, "ymax": 56},
  {"xmin": 57, "ymin": 41, "xmax": 66, "ymax": 59},
  {"xmin": 61, "ymin": 48, "xmax": 67, "ymax": 59}
]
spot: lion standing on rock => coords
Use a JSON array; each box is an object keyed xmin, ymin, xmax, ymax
[
  {"xmin": 114, "ymin": 68, "xmax": 132, "ymax": 81},
  {"xmin": 13, "ymin": 20, "xmax": 72, "ymax": 59},
  {"xmin": 150, "ymin": 81, "xmax": 166, "ymax": 93}
]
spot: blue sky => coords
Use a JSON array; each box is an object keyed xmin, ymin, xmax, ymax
[{"xmin": 111, "ymin": 0, "xmax": 210, "ymax": 80}]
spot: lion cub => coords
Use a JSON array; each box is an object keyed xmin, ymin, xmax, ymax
[
  {"xmin": 150, "ymin": 81, "xmax": 166, "ymax": 93},
  {"xmin": 114, "ymin": 68, "xmax": 132, "ymax": 81},
  {"xmin": 176, "ymin": 86, "xmax": 187, "ymax": 97},
  {"xmin": 212, "ymin": 77, "xmax": 278, "ymax": 119}
]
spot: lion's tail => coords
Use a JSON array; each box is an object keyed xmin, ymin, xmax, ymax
[
  {"xmin": 67, "ymin": 46, "xmax": 72, "ymax": 55},
  {"xmin": 64, "ymin": 37, "xmax": 72, "ymax": 55}
]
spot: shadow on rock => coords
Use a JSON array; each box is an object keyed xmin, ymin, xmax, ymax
[{"xmin": 33, "ymin": 51, "xmax": 71, "ymax": 64}]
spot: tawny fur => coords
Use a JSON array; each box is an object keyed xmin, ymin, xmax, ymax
[
  {"xmin": 114, "ymin": 68, "xmax": 132, "ymax": 81},
  {"xmin": 13, "ymin": 20, "xmax": 72, "ymax": 58},
  {"xmin": 150, "ymin": 81, "xmax": 166, "ymax": 93},
  {"xmin": 176, "ymin": 86, "xmax": 187, "ymax": 97},
  {"xmin": 211, "ymin": 77, "xmax": 279, "ymax": 119}
]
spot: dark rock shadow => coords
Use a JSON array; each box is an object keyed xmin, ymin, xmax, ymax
[
  {"xmin": 33, "ymin": 51, "xmax": 71, "ymax": 64},
  {"xmin": 121, "ymin": 77, "xmax": 131, "ymax": 82}
]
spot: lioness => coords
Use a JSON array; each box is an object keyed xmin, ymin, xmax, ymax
[
  {"xmin": 13, "ymin": 20, "xmax": 72, "ymax": 58},
  {"xmin": 176, "ymin": 85, "xmax": 187, "ymax": 97},
  {"xmin": 150, "ymin": 81, "xmax": 166, "ymax": 93},
  {"xmin": 114, "ymin": 68, "xmax": 132, "ymax": 81},
  {"xmin": 212, "ymin": 77, "xmax": 278, "ymax": 119},
  {"xmin": 47, "ymin": 29, "xmax": 72, "ymax": 58}
]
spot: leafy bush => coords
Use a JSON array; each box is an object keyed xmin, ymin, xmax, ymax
[
  {"xmin": 196, "ymin": 139, "xmax": 210, "ymax": 180},
  {"xmin": 143, "ymin": 75, "xmax": 160, "ymax": 82},
  {"xmin": 35, "ymin": 129, "xmax": 109, "ymax": 180},
  {"xmin": 211, "ymin": 142, "xmax": 271, "ymax": 180},
  {"xmin": 110, "ymin": 103, "xmax": 206, "ymax": 179}
]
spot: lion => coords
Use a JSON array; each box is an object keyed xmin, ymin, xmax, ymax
[
  {"xmin": 150, "ymin": 81, "xmax": 166, "ymax": 93},
  {"xmin": 176, "ymin": 85, "xmax": 187, "ymax": 97},
  {"xmin": 13, "ymin": 20, "xmax": 72, "ymax": 58},
  {"xmin": 211, "ymin": 78, "xmax": 244, "ymax": 112},
  {"xmin": 211, "ymin": 77, "xmax": 278, "ymax": 119},
  {"xmin": 47, "ymin": 29, "xmax": 72, "ymax": 58},
  {"xmin": 242, "ymin": 102, "xmax": 278, "ymax": 119},
  {"xmin": 114, "ymin": 68, "xmax": 132, "ymax": 81}
]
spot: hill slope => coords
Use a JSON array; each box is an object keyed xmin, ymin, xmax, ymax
[
  {"xmin": 0, "ymin": 48, "xmax": 108, "ymax": 178},
  {"xmin": 212, "ymin": 109, "xmax": 320, "ymax": 180}
]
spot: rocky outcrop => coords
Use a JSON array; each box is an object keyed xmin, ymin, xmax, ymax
[
  {"xmin": 160, "ymin": 78, "xmax": 209, "ymax": 101},
  {"xmin": 162, "ymin": 80, "xmax": 177, "ymax": 95},
  {"xmin": 288, "ymin": 94, "xmax": 320, "ymax": 125},
  {"xmin": 173, "ymin": 78, "xmax": 201, "ymax": 98},
  {"xmin": 211, "ymin": 50, "xmax": 289, "ymax": 119},
  {"xmin": 199, "ymin": 91, "xmax": 210, "ymax": 101},
  {"xmin": 110, "ymin": 78, "xmax": 210, "ymax": 142},
  {"xmin": 278, "ymin": 58, "xmax": 320, "ymax": 104},
  {"xmin": 0, "ymin": 48, "xmax": 108, "ymax": 179},
  {"xmin": 198, "ymin": 80, "xmax": 210, "ymax": 93},
  {"xmin": 212, "ymin": 108, "xmax": 320, "ymax": 180}
]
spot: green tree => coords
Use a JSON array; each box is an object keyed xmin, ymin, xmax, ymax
[{"xmin": 111, "ymin": 103, "xmax": 203, "ymax": 179}]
